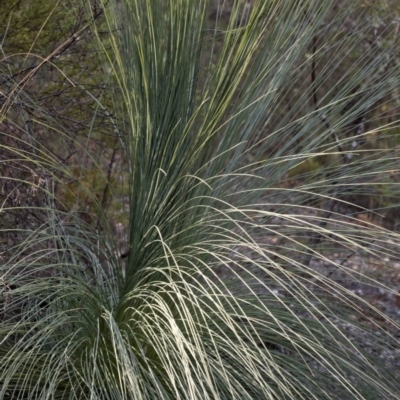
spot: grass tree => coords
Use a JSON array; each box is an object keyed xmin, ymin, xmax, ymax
[{"xmin": 1, "ymin": 0, "xmax": 400, "ymax": 398}]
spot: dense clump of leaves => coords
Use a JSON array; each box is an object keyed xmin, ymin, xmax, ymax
[{"xmin": 1, "ymin": 0, "xmax": 400, "ymax": 399}]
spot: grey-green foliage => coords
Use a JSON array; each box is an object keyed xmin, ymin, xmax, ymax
[{"xmin": 1, "ymin": 0, "xmax": 400, "ymax": 399}]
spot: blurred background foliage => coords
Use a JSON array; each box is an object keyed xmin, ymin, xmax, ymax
[{"xmin": 0, "ymin": 0, "xmax": 121, "ymax": 228}]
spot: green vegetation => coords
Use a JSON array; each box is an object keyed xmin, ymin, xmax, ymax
[{"xmin": 1, "ymin": 0, "xmax": 400, "ymax": 398}]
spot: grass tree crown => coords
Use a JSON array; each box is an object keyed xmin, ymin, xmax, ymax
[{"xmin": 0, "ymin": 0, "xmax": 400, "ymax": 399}]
